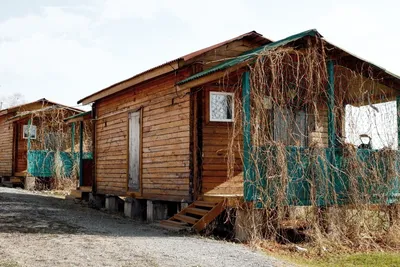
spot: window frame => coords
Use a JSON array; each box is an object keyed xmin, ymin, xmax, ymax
[
  {"xmin": 23, "ymin": 124, "xmax": 37, "ymax": 140},
  {"xmin": 209, "ymin": 91, "xmax": 235, "ymax": 122}
]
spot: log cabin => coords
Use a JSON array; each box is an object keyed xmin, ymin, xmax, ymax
[
  {"xmin": 0, "ymin": 99, "xmax": 83, "ymax": 187},
  {"xmin": 78, "ymin": 29, "xmax": 400, "ymax": 232}
]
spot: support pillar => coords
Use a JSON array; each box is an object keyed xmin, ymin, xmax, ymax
[
  {"xmin": 326, "ymin": 59, "xmax": 335, "ymax": 208},
  {"xmin": 327, "ymin": 60, "xmax": 336, "ymax": 148},
  {"xmin": 124, "ymin": 197, "xmax": 146, "ymax": 219},
  {"xmin": 146, "ymin": 200, "xmax": 168, "ymax": 222},
  {"xmin": 105, "ymin": 195, "xmax": 119, "ymax": 212},
  {"xmin": 242, "ymin": 71, "xmax": 254, "ymax": 202},
  {"xmin": 397, "ymin": 96, "xmax": 400, "ymax": 150},
  {"xmin": 79, "ymin": 121, "xmax": 84, "ymax": 187},
  {"xmin": 71, "ymin": 122, "xmax": 75, "ymax": 154}
]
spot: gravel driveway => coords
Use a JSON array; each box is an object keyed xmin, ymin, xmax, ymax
[{"xmin": 0, "ymin": 187, "xmax": 288, "ymax": 267}]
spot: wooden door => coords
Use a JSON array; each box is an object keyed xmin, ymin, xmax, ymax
[
  {"xmin": 128, "ymin": 111, "xmax": 141, "ymax": 191},
  {"xmin": 14, "ymin": 123, "xmax": 28, "ymax": 174}
]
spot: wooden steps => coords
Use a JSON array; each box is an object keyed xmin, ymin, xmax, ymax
[{"xmin": 160, "ymin": 200, "xmax": 225, "ymax": 232}]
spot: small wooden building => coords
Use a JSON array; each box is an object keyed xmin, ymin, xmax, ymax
[
  {"xmin": 78, "ymin": 30, "xmax": 400, "ymax": 231},
  {"xmin": 0, "ymin": 98, "xmax": 83, "ymax": 186},
  {"xmin": 78, "ymin": 31, "xmax": 270, "ymax": 201}
]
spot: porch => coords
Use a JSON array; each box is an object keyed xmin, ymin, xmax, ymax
[{"xmin": 177, "ymin": 29, "xmax": 400, "ymax": 209}]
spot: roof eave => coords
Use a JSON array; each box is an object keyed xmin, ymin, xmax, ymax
[
  {"xmin": 78, "ymin": 59, "xmax": 182, "ymax": 105},
  {"xmin": 78, "ymin": 31, "xmax": 272, "ymax": 105}
]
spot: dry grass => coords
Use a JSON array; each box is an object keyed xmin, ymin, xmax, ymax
[
  {"xmin": 26, "ymin": 108, "xmax": 92, "ymax": 190},
  {"xmin": 222, "ymin": 36, "xmax": 400, "ymax": 252}
]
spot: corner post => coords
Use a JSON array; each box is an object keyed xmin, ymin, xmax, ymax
[
  {"xmin": 79, "ymin": 121, "xmax": 84, "ymax": 187},
  {"xmin": 395, "ymin": 96, "xmax": 400, "ymax": 201},
  {"xmin": 242, "ymin": 71, "xmax": 254, "ymax": 201},
  {"xmin": 26, "ymin": 118, "xmax": 32, "ymax": 173},
  {"xmin": 325, "ymin": 60, "xmax": 336, "ymax": 208},
  {"xmin": 397, "ymin": 96, "xmax": 400, "ymax": 150}
]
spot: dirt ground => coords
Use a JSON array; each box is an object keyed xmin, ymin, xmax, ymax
[{"xmin": 0, "ymin": 187, "xmax": 288, "ymax": 267}]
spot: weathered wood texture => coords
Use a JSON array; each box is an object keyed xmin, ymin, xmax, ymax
[
  {"xmin": 15, "ymin": 120, "xmax": 28, "ymax": 173},
  {"xmin": 200, "ymin": 86, "xmax": 244, "ymax": 196},
  {"xmin": 128, "ymin": 111, "xmax": 140, "ymax": 191},
  {"xmin": 0, "ymin": 115, "xmax": 13, "ymax": 176},
  {"xmin": 94, "ymin": 69, "xmax": 192, "ymax": 201},
  {"xmin": 92, "ymin": 38, "xmax": 270, "ymax": 201},
  {"xmin": 309, "ymin": 105, "xmax": 329, "ymax": 148},
  {"xmin": 185, "ymin": 39, "xmax": 266, "ymax": 70},
  {"xmin": 1, "ymin": 102, "xmax": 81, "ymax": 177}
]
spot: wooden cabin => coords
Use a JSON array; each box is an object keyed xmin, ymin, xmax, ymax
[
  {"xmin": 0, "ymin": 99, "xmax": 83, "ymax": 187},
  {"xmin": 78, "ymin": 30, "xmax": 400, "ymax": 231},
  {"xmin": 78, "ymin": 31, "xmax": 270, "ymax": 201}
]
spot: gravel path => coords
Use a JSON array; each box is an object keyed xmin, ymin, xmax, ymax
[{"xmin": 0, "ymin": 187, "xmax": 288, "ymax": 267}]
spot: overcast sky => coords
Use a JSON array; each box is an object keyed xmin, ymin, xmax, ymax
[{"xmin": 0, "ymin": 0, "xmax": 399, "ymax": 108}]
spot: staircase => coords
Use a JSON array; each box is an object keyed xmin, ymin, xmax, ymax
[{"xmin": 160, "ymin": 200, "xmax": 225, "ymax": 232}]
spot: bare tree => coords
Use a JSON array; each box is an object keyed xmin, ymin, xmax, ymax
[{"xmin": 0, "ymin": 93, "xmax": 26, "ymax": 109}]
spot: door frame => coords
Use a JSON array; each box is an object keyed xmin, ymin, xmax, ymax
[{"xmin": 12, "ymin": 122, "xmax": 18, "ymax": 176}]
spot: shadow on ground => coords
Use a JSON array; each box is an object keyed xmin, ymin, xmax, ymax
[{"xmin": 0, "ymin": 190, "xmax": 181, "ymax": 238}]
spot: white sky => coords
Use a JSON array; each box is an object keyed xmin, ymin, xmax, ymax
[{"xmin": 0, "ymin": 0, "xmax": 399, "ymax": 109}]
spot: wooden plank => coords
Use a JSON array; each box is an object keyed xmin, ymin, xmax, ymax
[
  {"xmin": 143, "ymin": 184, "xmax": 188, "ymax": 190},
  {"xmin": 80, "ymin": 61, "xmax": 181, "ymax": 105},
  {"xmin": 192, "ymin": 200, "xmax": 225, "ymax": 232},
  {"xmin": 174, "ymin": 214, "xmax": 198, "ymax": 225},
  {"xmin": 143, "ymin": 178, "xmax": 189, "ymax": 184},
  {"xmin": 194, "ymin": 201, "xmax": 219, "ymax": 208},
  {"xmin": 184, "ymin": 207, "xmax": 208, "ymax": 216}
]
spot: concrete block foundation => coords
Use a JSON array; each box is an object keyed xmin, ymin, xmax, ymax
[
  {"xmin": 147, "ymin": 200, "xmax": 168, "ymax": 222},
  {"xmin": 235, "ymin": 208, "xmax": 265, "ymax": 242},
  {"xmin": 88, "ymin": 193, "xmax": 104, "ymax": 209},
  {"xmin": 24, "ymin": 176, "xmax": 36, "ymax": 190},
  {"xmin": 124, "ymin": 197, "xmax": 146, "ymax": 219},
  {"xmin": 105, "ymin": 195, "xmax": 119, "ymax": 212}
]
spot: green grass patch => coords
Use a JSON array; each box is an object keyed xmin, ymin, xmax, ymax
[
  {"xmin": 273, "ymin": 252, "xmax": 400, "ymax": 267},
  {"xmin": 0, "ymin": 261, "xmax": 20, "ymax": 267}
]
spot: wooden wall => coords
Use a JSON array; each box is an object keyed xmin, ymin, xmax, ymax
[
  {"xmin": 0, "ymin": 115, "xmax": 13, "ymax": 177},
  {"xmin": 94, "ymin": 69, "xmax": 192, "ymax": 201},
  {"xmin": 200, "ymin": 86, "xmax": 244, "ymax": 197},
  {"xmin": 309, "ymin": 105, "xmax": 329, "ymax": 148},
  {"xmin": 15, "ymin": 121, "xmax": 28, "ymax": 173}
]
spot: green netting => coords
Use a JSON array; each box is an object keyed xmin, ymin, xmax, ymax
[
  {"xmin": 250, "ymin": 147, "xmax": 400, "ymax": 207},
  {"xmin": 27, "ymin": 150, "xmax": 93, "ymax": 178}
]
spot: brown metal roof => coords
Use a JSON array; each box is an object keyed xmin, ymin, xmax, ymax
[{"xmin": 78, "ymin": 31, "xmax": 271, "ymax": 104}]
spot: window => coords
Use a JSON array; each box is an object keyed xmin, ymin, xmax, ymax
[
  {"xmin": 209, "ymin": 92, "xmax": 234, "ymax": 122},
  {"xmin": 23, "ymin": 125, "xmax": 37, "ymax": 140},
  {"xmin": 273, "ymin": 108, "xmax": 307, "ymax": 147}
]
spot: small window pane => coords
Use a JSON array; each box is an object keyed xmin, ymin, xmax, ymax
[
  {"xmin": 210, "ymin": 93, "xmax": 233, "ymax": 121},
  {"xmin": 23, "ymin": 125, "xmax": 37, "ymax": 140}
]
